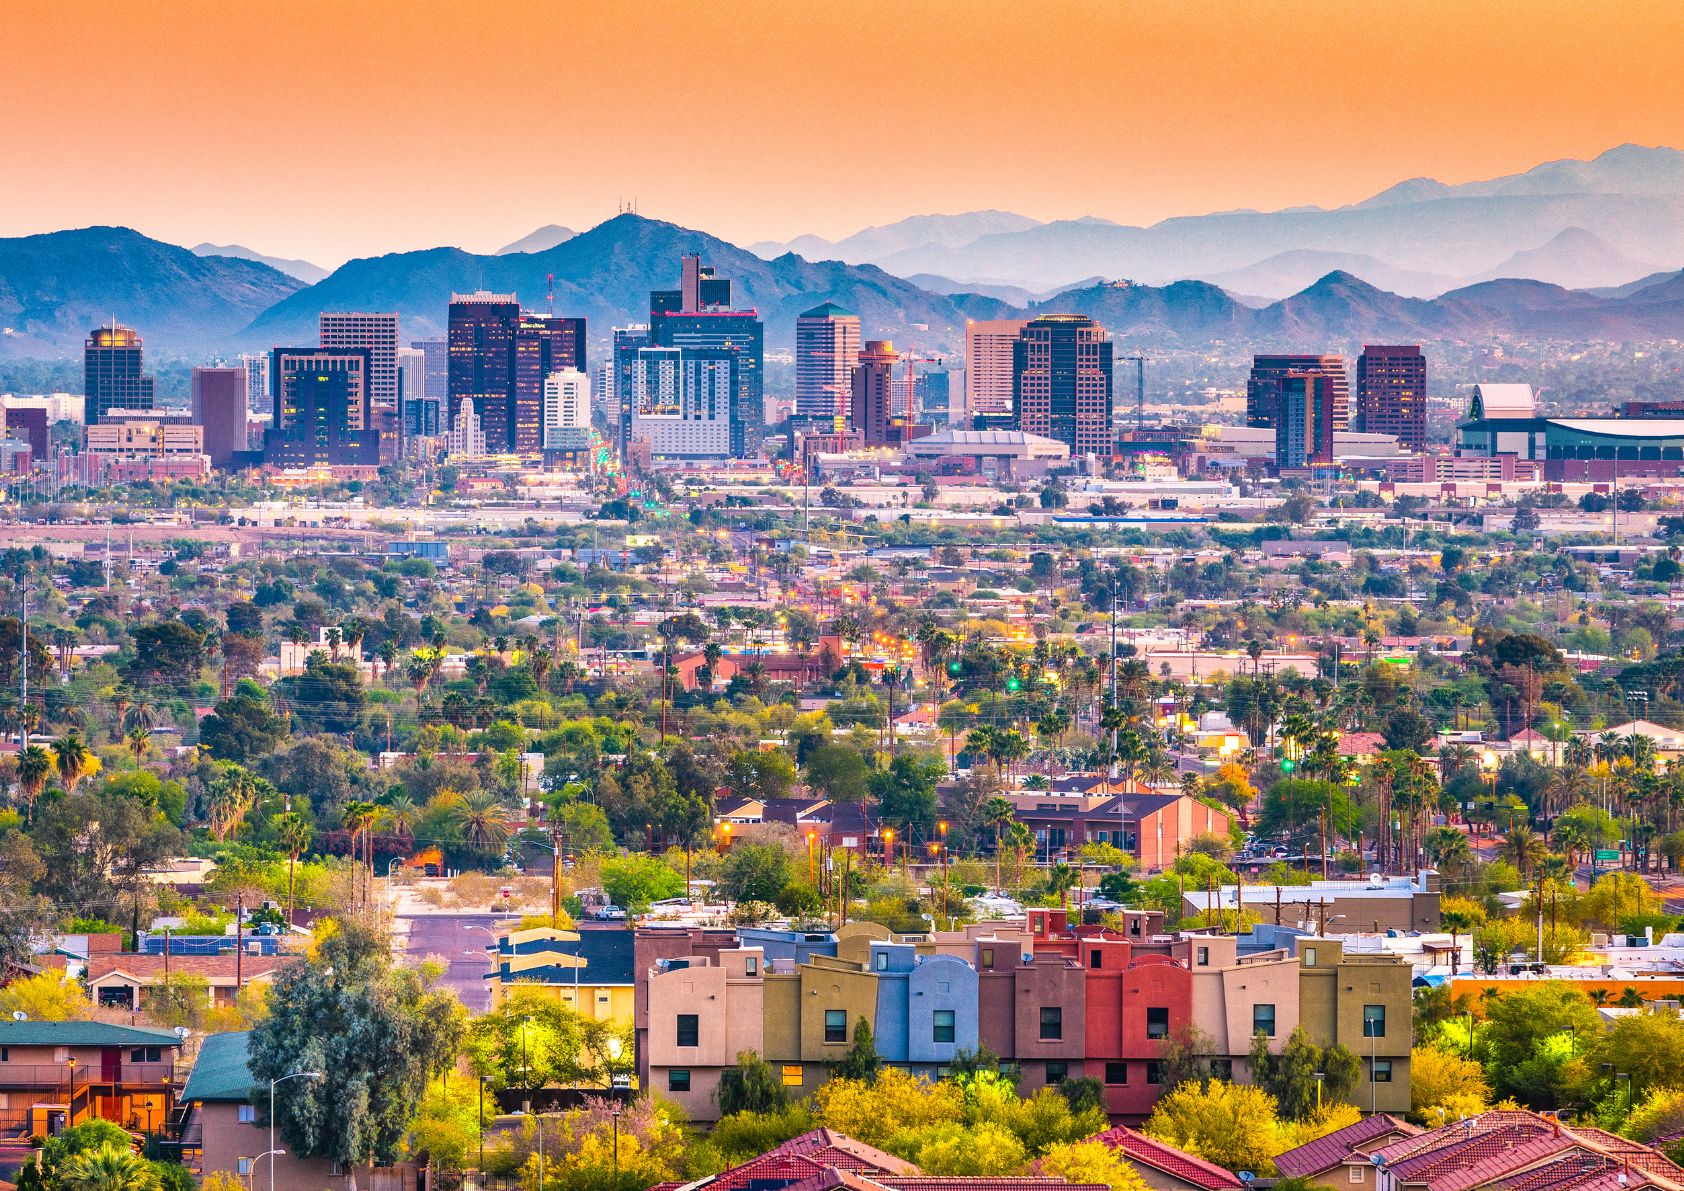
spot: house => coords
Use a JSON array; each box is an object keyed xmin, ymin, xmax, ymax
[
  {"xmin": 84, "ymin": 954, "xmax": 286, "ymax": 1011},
  {"xmin": 1273, "ymin": 1113, "xmax": 1421, "ymax": 1188},
  {"xmin": 1087, "ymin": 1125, "xmax": 1242, "ymax": 1191},
  {"xmin": 483, "ymin": 925, "xmax": 635, "ymax": 1025},
  {"xmin": 0, "ymin": 1021, "xmax": 182, "ymax": 1140},
  {"xmin": 1367, "ymin": 1110, "xmax": 1684, "ymax": 1191},
  {"xmin": 1194, "ymin": 872, "xmax": 1442, "ymax": 935},
  {"xmin": 645, "ymin": 947, "xmax": 766, "ymax": 1123},
  {"xmin": 177, "ymin": 1031, "xmax": 416, "ymax": 1191}
]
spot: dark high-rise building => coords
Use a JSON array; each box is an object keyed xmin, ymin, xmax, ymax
[
  {"xmin": 613, "ymin": 326, "xmax": 652, "ymax": 452},
  {"xmin": 1356, "ymin": 344, "xmax": 1427, "ymax": 451},
  {"xmin": 1273, "ymin": 372, "xmax": 1336, "ymax": 468},
  {"xmin": 649, "ymin": 257, "xmax": 763, "ymax": 457},
  {"xmin": 447, "ymin": 293, "xmax": 520, "ymax": 449},
  {"xmin": 267, "ymin": 347, "xmax": 379, "ymax": 466},
  {"xmin": 1247, "ymin": 355, "xmax": 1348, "ymax": 431},
  {"xmin": 191, "ymin": 366, "xmax": 247, "ymax": 469},
  {"xmin": 796, "ymin": 302, "xmax": 861, "ymax": 420},
  {"xmin": 263, "ymin": 368, "xmax": 381, "ymax": 468},
  {"xmin": 1011, "ymin": 314, "xmax": 1114, "ymax": 456},
  {"xmin": 513, "ymin": 315, "xmax": 587, "ymax": 455},
  {"xmin": 850, "ymin": 340, "xmax": 899, "ymax": 446},
  {"xmin": 4, "ymin": 408, "xmax": 48, "ymax": 459},
  {"xmin": 84, "ymin": 323, "xmax": 155, "ymax": 425}
]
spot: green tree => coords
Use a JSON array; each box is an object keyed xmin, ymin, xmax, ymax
[
  {"xmin": 832, "ymin": 1017, "xmax": 882, "ymax": 1082},
  {"xmin": 1142, "ymin": 1079, "xmax": 1283, "ymax": 1174},
  {"xmin": 278, "ymin": 654, "xmax": 367, "ymax": 736},
  {"xmin": 1481, "ymin": 981, "xmax": 1602, "ymax": 1107},
  {"xmin": 600, "ymin": 854, "xmax": 684, "ymax": 912},
  {"xmin": 248, "ymin": 920, "xmax": 464, "ymax": 1168},
  {"xmin": 719, "ymin": 843, "xmax": 795, "ymax": 904},
  {"xmin": 717, "ymin": 1050, "xmax": 789, "ymax": 1116},
  {"xmin": 804, "ymin": 743, "xmax": 872, "ymax": 803},
  {"xmin": 198, "ymin": 692, "xmax": 287, "ymax": 765},
  {"xmin": 124, "ymin": 620, "xmax": 206, "ymax": 691},
  {"xmin": 872, "ymin": 753, "xmax": 944, "ymax": 838}
]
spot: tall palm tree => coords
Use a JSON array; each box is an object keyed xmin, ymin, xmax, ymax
[
  {"xmin": 447, "ymin": 789, "xmax": 516, "ymax": 857},
  {"xmin": 205, "ymin": 768, "xmax": 258, "ymax": 841},
  {"xmin": 16, "ymin": 744, "xmax": 54, "ymax": 823},
  {"xmin": 125, "ymin": 725, "xmax": 151, "ymax": 768},
  {"xmin": 341, "ymin": 800, "xmax": 378, "ymax": 910},
  {"xmin": 1500, "ymin": 823, "xmax": 1548, "ymax": 880},
  {"xmin": 1047, "ymin": 861, "xmax": 1079, "ymax": 909},
  {"xmin": 982, "ymin": 796, "xmax": 1016, "ymax": 892},
  {"xmin": 49, "ymin": 731, "xmax": 95, "ymax": 795},
  {"xmin": 273, "ymin": 812, "xmax": 313, "ymax": 924}
]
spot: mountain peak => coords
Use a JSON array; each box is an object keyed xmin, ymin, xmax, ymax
[{"xmin": 495, "ymin": 224, "xmax": 577, "ymax": 255}]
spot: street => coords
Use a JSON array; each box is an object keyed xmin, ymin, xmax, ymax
[{"xmin": 392, "ymin": 911, "xmax": 519, "ymax": 1013}]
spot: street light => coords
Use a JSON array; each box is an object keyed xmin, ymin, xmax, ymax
[
  {"xmin": 245, "ymin": 1150, "xmax": 286, "ymax": 1191},
  {"xmin": 66, "ymin": 1057, "xmax": 77, "ymax": 1126},
  {"xmin": 269, "ymin": 1072, "xmax": 322, "ymax": 1191},
  {"xmin": 611, "ymin": 1105, "xmax": 623, "ymax": 1177},
  {"xmin": 479, "ymin": 1074, "xmax": 494, "ymax": 1176}
]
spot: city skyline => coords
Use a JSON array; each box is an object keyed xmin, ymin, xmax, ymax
[{"xmin": 6, "ymin": 0, "xmax": 1684, "ymax": 264}]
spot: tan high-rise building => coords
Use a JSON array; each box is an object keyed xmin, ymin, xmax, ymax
[
  {"xmin": 795, "ymin": 303, "xmax": 861, "ymax": 420},
  {"xmin": 965, "ymin": 319, "xmax": 1029, "ymax": 422}
]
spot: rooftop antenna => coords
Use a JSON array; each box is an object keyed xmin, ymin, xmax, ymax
[{"xmin": 546, "ymin": 273, "xmax": 555, "ymax": 317}]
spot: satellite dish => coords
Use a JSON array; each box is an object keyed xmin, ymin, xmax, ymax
[{"xmin": 11, "ymin": 1010, "xmax": 26, "ymax": 1021}]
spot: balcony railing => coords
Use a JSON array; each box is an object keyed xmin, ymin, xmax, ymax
[{"xmin": 0, "ymin": 1060, "xmax": 177, "ymax": 1088}]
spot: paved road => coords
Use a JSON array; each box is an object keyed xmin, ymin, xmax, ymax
[{"xmin": 394, "ymin": 912, "xmax": 519, "ymax": 1013}]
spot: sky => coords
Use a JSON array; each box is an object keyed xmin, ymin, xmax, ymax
[{"xmin": 6, "ymin": 0, "xmax": 1684, "ymax": 267}]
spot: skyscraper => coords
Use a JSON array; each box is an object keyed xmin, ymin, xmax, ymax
[
  {"xmin": 447, "ymin": 292, "xmax": 520, "ymax": 449},
  {"xmin": 84, "ymin": 323, "xmax": 155, "ymax": 425},
  {"xmin": 543, "ymin": 368, "xmax": 591, "ymax": 450},
  {"xmin": 1356, "ymin": 344, "xmax": 1428, "ymax": 451},
  {"xmin": 628, "ymin": 346, "xmax": 733, "ymax": 460},
  {"xmin": 513, "ymin": 314, "xmax": 586, "ymax": 454},
  {"xmin": 796, "ymin": 303, "xmax": 861, "ymax": 421},
  {"xmin": 965, "ymin": 319, "xmax": 1029, "ymax": 425},
  {"xmin": 1246, "ymin": 355, "xmax": 1349, "ymax": 431},
  {"xmin": 320, "ymin": 312, "xmax": 400, "ymax": 455},
  {"xmin": 612, "ymin": 326, "xmax": 652, "ymax": 453},
  {"xmin": 1273, "ymin": 372, "xmax": 1337, "ymax": 468},
  {"xmin": 267, "ymin": 346, "xmax": 378, "ymax": 466},
  {"xmin": 191, "ymin": 366, "xmax": 247, "ymax": 468},
  {"xmin": 1011, "ymin": 314, "xmax": 1114, "ymax": 456},
  {"xmin": 648, "ymin": 257, "xmax": 763, "ymax": 457},
  {"xmin": 238, "ymin": 352, "xmax": 270, "ymax": 416},
  {"xmin": 850, "ymin": 340, "xmax": 899, "ymax": 446},
  {"xmin": 414, "ymin": 339, "xmax": 448, "ymax": 401}
]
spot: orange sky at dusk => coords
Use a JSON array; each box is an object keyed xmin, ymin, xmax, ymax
[{"xmin": 6, "ymin": 0, "xmax": 1684, "ymax": 266}]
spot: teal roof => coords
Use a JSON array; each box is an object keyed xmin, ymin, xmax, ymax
[
  {"xmin": 179, "ymin": 1031, "xmax": 255, "ymax": 1103},
  {"xmin": 0, "ymin": 1022, "xmax": 182, "ymax": 1048},
  {"xmin": 799, "ymin": 302, "xmax": 856, "ymax": 320}
]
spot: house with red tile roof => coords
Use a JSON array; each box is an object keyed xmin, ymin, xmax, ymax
[
  {"xmin": 1365, "ymin": 1112, "xmax": 1684, "ymax": 1191},
  {"xmin": 1087, "ymin": 1125, "xmax": 1242, "ymax": 1191},
  {"xmin": 1272, "ymin": 1113, "xmax": 1421, "ymax": 1187}
]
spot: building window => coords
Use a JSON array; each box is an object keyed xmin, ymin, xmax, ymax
[
  {"xmin": 0, "ymin": 1047, "xmax": 8, "ymax": 1062},
  {"xmin": 668, "ymin": 1070, "xmax": 691, "ymax": 1093},
  {"xmin": 745, "ymin": 957, "xmax": 758, "ymax": 976},
  {"xmin": 1146, "ymin": 1062, "xmax": 1164, "ymax": 1085},
  {"xmin": 825, "ymin": 1010, "xmax": 848, "ymax": 1043},
  {"xmin": 130, "ymin": 1047, "xmax": 162, "ymax": 1063},
  {"xmin": 238, "ymin": 1105, "xmax": 256, "ymax": 1123},
  {"xmin": 980, "ymin": 948, "xmax": 994, "ymax": 967},
  {"xmin": 1090, "ymin": 949, "xmax": 1102, "ymax": 969},
  {"xmin": 1196, "ymin": 947, "xmax": 1209, "ymax": 967},
  {"xmin": 1303, "ymin": 947, "xmax": 1317, "ymax": 968},
  {"xmin": 1211, "ymin": 1058, "xmax": 1233, "ymax": 1081},
  {"xmin": 237, "ymin": 1159, "xmax": 253, "ymax": 1176},
  {"xmin": 1040, "ymin": 1006, "xmax": 1063, "ymax": 1040},
  {"xmin": 1372, "ymin": 1059, "xmax": 1393, "ymax": 1083},
  {"xmin": 1350, "ymin": 1167, "xmax": 1365, "ymax": 1183},
  {"xmin": 1045, "ymin": 1061, "xmax": 1068, "ymax": 1083},
  {"xmin": 1254, "ymin": 1003, "xmax": 1276, "ymax": 1038},
  {"xmin": 781, "ymin": 1065, "xmax": 804, "ymax": 1087},
  {"xmin": 1104, "ymin": 1062, "xmax": 1128, "ymax": 1085},
  {"xmin": 933, "ymin": 1010, "xmax": 955, "ymax": 1044},
  {"xmin": 875, "ymin": 952, "xmax": 889, "ymax": 971},
  {"xmin": 1146, "ymin": 1007, "xmax": 1169, "ymax": 1039},
  {"xmin": 1363, "ymin": 1005, "xmax": 1386, "ymax": 1038},
  {"xmin": 676, "ymin": 1014, "xmax": 699, "ymax": 1047}
]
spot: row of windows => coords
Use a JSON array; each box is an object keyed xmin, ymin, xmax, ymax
[
  {"xmin": 0, "ymin": 1046, "xmax": 165, "ymax": 1063},
  {"xmin": 676, "ymin": 1003, "xmax": 1384, "ymax": 1050}
]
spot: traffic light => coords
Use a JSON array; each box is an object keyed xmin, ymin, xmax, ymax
[
  {"xmin": 1006, "ymin": 677, "xmax": 1021, "ymax": 692},
  {"xmin": 1281, "ymin": 758, "xmax": 1296, "ymax": 773},
  {"xmin": 948, "ymin": 661, "xmax": 962, "ymax": 674}
]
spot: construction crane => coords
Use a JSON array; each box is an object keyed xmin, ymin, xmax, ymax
[{"xmin": 899, "ymin": 353, "xmax": 947, "ymax": 422}]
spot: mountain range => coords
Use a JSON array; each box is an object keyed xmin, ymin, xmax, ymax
[
  {"xmin": 772, "ymin": 145, "xmax": 1684, "ymax": 294},
  {"xmin": 7, "ymin": 144, "xmax": 1684, "ymax": 361},
  {"xmin": 191, "ymin": 242, "xmax": 328, "ymax": 284}
]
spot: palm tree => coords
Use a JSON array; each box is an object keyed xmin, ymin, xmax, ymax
[
  {"xmin": 982, "ymin": 796, "xmax": 1016, "ymax": 892},
  {"xmin": 205, "ymin": 768, "xmax": 258, "ymax": 841},
  {"xmin": 1424, "ymin": 826, "xmax": 1475, "ymax": 871},
  {"xmin": 50, "ymin": 731, "xmax": 95, "ymax": 795},
  {"xmin": 341, "ymin": 800, "xmax": 378, "ymax": 909},
  {"xmin": 1500, "ymin": 823, "xmax": 1547, "ymax": 880},
  {"xmin": 273, "ymin": 812, "xmax": 313, "ymax": 923},
  {"xmin": 16, "ymin": 744, "xmax": 54, "ymax": 823},
  {"xmin": 1047, "ymin": 861, "xmax": 1079, "ymax": 909},
  {"xmin": 125, "ymin": 725, "xmax": 151, "ymax": 768},
  {"xmin": 378, "ymin": 794, "xmax": 418, "ymax": 838},
  {"xmin": 447, "ymin": 789, "xmax": 516, "ymax": 857},
  {"xmin": 59, "ymin": 1142, "xmax": 157, "ymax": 1191}
]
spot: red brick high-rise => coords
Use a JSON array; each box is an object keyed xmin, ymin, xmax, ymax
[
  {"xmin": 850, "ymin": 340, "xmax": 899, "ymax": 446},
  {"xmin": 1356, "ymin": 344, "xmax": 1427, "ymax": 451}
]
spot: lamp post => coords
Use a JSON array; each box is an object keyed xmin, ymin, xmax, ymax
[
  {"xmin": 246, "ymin": 1150, "xmax": 286, "ymax": 1191},
  {"xmin": 270, "ymin": 1071, "xmax": 322, "ymax": 1191},
  {"xmin": 882, "ymin": 828, "xmax": 895, "ymax": 870},
  {"xmin": 611, "ymin": 1104, "xmax": 623, "ymax": 1177},
  {"xmin": 66, "ymin": 1057, "xmax": 77, "ymax": 1126},
  {"xmin": 479, "ymin": 1074, "xmax": 493, "ymax": 1178}
]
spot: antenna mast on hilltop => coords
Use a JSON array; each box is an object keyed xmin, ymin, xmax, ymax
[{"xmin": 546, "ymin": 273, "xmax": 555, "ymax": 316}]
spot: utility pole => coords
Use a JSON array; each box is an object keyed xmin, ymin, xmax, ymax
[{"xmin": 18, "ymin": 589, "xmax": 28, "ymax": 750}]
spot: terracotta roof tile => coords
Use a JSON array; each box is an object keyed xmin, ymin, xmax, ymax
[
  {"xmin": 1274, "ymin": 1113, "xmax": 1422, "ymax": 1178},
  {"xmin": 1089, "ymin": 1126, "xmax": 1243, "ymax": 1190}
]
